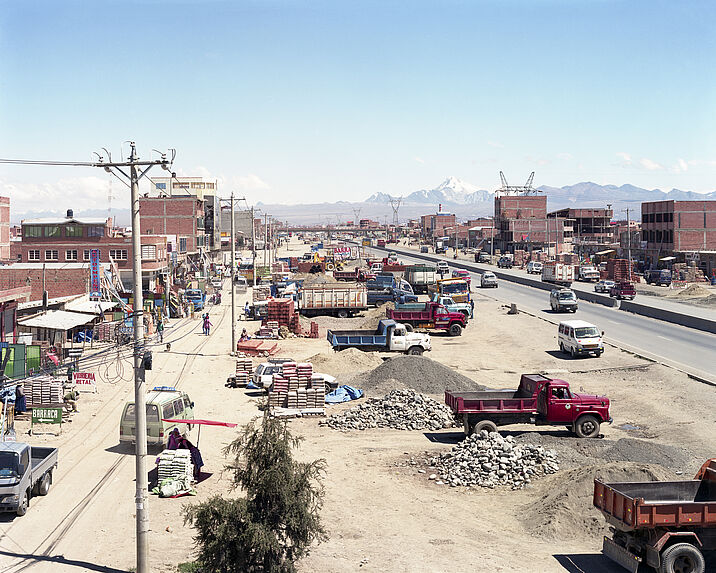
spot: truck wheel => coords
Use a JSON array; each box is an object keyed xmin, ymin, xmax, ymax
[
  {"xmin": 404, "ymin": 324, "xmax": 414, "ymax": 332},
  {"xmin": 336, "ymin": 309, "xmax": 348, "ymax": 319},
  {"xmin": 575, "ymin": 415, "xmax": 600, "ymax": 438},
  {"xmin": 473, "ymin": 420, "xmax": 498, "ymax": 434},
  {"xmin": 16, "ymin": 492, "xmax": 28, "ymax": 517},
  {"xmin": 659, "ymin": 543, "xmax": 705, "ymax": 573},
  {"xmin": 449, "ymin": 323, "xmax": 462, "ymax": 337},
  {"xmin": 407, "ymin": 346, "xmax": 423, "ymax": 356},
  {"xmin": 38, "ymin": 472, "xmax": 51, "ymax": 496}
]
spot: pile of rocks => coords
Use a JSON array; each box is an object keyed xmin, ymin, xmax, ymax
[
  {"xmin": 428, "ymin": 430, "xmax": 559, "ymax": 489},
  {"xmin": 322, "ymin": 389, "xmax": 455, "ymax": 431}
]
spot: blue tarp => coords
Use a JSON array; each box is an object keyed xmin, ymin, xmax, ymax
[{"xmin": 325, "ymin": 385, "xmax": 364, "ymax": 404}]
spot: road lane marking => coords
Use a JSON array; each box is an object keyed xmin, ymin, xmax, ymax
[{"xmin": 657, "ymin": 335, "xmax": 673, "ymax": 341}]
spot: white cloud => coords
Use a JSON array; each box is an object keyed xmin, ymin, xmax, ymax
[
  {"xmin": 616, "ymin": 152, "xmax": 632, "ymax": 166},
  {"xmin": 232, "ymin": 174, "xmax": 271, "ymax": 191},
  {"xmin": 487, "ymin": 141, "xmax": 504, "ymax": 149},
  {"xmin": 556, "ymin": 153, "xmax": 574, "ymax": 161},
  {"xmin": 413, "ymin": 157, "xmax": 425, "ymax": 164},
  {"xmin": 615, "ymin": 153, "xmax": 662, "ymax": 171},
  {"xmin": 639, "ymin": 158, "xmax": 663, "ymax": 171}
]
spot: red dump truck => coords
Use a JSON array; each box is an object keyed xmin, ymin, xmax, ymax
[
  {"xmin": 333, "ymin": 269, "xmax": 374, "ymax": 282},
  {"xmin": 387, "ymin": 301, "xmax": 467, "ymax": 336},
  {"xmin": 445, "ymin": 373, "xmax": 611, "ymax": 438},
  {"xmin": 594, "ymin": 458, "xmax": 716, "ymax": 573}
]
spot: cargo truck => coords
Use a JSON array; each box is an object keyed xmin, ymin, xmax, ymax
[
  {"xmin": 541, "ymin": 261, "xmax": 575, "ymax": 286},
  {"xmin": 298, "ymin": 284, "xmax": 368, "ymax": 318},
  {"xmin": 594, "ymin": 458, "xmax": 716, "ymax": 573},
  {"xmin": 326, "ymin": 319, "xmax": 431, "ymax": 355},
  {"xmin": 333, "ymin": 269, "xmax": 373, "ymax": 282},
  {"xmin": 404, "ymin": 265, "xmax": 437, "ymax": 294},
  {"xmin": 429, "ymin": 278, "xmax": 471, "ymax": 303},
  {"xmin": 445, "ymin": 373, "xmax": 611, "ymax": 438},
  {"xmin": 0, "ymin": 443, "xmax": 58, "ymax": 516},
  {"xmin": 387, "ymin": 301, "xmax": 467, "ymax": 336}
]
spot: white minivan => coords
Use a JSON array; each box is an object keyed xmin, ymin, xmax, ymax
[
  {"xmin": 527, "ymin": 261, "xmax": 543, "ymax": 274},
  {"xmin": 558, "ymin": 320, "xmax": 604, "ymax": 358}
]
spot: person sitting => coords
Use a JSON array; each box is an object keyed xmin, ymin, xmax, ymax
[
  {"xmin": 239, "ymin": 328, "xmax": 250, "ymax": 342},
  {"xmin": 167, "ymin": 428, "xmax": 181, "ymax": 450},
  {"xmin": 64, "ymin": 388, "xmax": 80, "ymax": 412}
]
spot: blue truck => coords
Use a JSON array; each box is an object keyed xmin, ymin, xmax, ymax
[
  {"xmin": 184, "ymin": 288, "xmax": 205, "ymax": 311},
  {"xmin": 326, "ymin": 319, "xmax": 432, "ymax": 355},
  {"xmin": 366, "ymin": 276, "xmax": 418, "ymax": 306}
]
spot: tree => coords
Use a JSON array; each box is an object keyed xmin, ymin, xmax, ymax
[{"xmin": 184, "ymin": 412, "xmax": 327, "ymax": 573}]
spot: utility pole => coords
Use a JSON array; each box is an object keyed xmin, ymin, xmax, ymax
[
  {"xmin": 251, "ymin": 206, "xmax": 257, "ymax": 287},
  {"xmin": 625, "ymin": 208, "xmax": 632, "ymax": 281},
  {"xmin": 230, "ymin": 193, "xmax": 236, "ymax": 354},
  {"xmin": 264, "ymin": 213, "xmax": 268, "ymax": 270}
]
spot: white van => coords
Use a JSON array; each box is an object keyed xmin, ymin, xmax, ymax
[
  {"xmin": 527, "ymin": 261, "xmax": 543, "ymax": 274},
  {"xmin": 558, "ymin": 320, "xmax": 604, "ymax": 358}
]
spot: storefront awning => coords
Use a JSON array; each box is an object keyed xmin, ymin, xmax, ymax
[
  {"xmin": 64, "ymin": 299, "xmax": 119, "ymax": 315},
  {"xmin": 595, "ymin": 249, "xmax": 615, "ymax": 256},
  {"xmin": 18, "ymin": 310, "xmax": 96, "ymax": 331}
]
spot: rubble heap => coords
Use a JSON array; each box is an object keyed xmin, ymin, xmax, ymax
[
  {"xmin": 429, "ymin": 430, "xmax": 559, "ymax": 489},
  {"xmin": 322, "ymin": 389, "xmax": 455, "ymax": 431}
]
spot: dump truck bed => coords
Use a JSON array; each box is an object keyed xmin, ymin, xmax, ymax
[
  {"xmin": 444, "ymin": 389, "xmax": 537, "ymax": 414},
  {"xmin": 594, "ymin": 462, "xmax": 716, "ymax": 531}
]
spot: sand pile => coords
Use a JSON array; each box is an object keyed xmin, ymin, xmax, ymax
[
  {"xmin": 348, "ymin": 355, "xmax": 486, "ymax": 395},
  {"xmin": 306, "ymin": 348, "xmax": 383, "ymax": 378},
  {"xmin": 521, "ymin": 462, "xmax": 674, "ymax": 540},
  {"xmin": 357, "ymin": 302, "xmax": 394, "ymax": 329},
  {"xmin": 670, "ymin": 283, "xmax": 712, "ymax": 298}
]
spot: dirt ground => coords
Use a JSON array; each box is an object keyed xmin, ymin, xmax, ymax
[{"xmin": 1, "ymin": 238, "xmax": 713, "ymax": 573}]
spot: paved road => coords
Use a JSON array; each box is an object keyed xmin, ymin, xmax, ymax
[{"xmin": 370, "ymin": 247, "xmax": 716, "ymax": 381}]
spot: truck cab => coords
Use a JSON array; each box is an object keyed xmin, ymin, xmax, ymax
[
  {"xmin": 536, "ymin": 380, "xmax": 611, "ymax": 437},
  {"xmin": 430, "ymin": 294, "xmax": 473, "ymax": 319},
  {"xmin": 0, "ymin": 443, "xmax": 58, "ymax": 516},
  {"xmin": 610, "ymin": 281, "xmax": 636, "ymax": 300},
  {"xmin": 184, "ymin": 288, "xmax": 205, "ymax": 311},
  {"xmin": 577, "ymin": 266, "xmax": 600, "ymax": 282}
]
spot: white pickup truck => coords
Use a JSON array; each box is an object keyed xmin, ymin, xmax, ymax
[
  {"xmin": 577, "ymin": 265, "xmax": 600, "ymax": 282},
  {"xmin": 0, "ymin": 443, "xmax": 58, "ymax": 516}
]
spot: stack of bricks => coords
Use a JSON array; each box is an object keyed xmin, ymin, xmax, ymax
[
  {"xmin": 236, "ymin": 357, "xmax": 253, "ymax": 376},
  {"xmin": 267, "ymin": 362, "xmax": 326, "ymax": 411},
  {"xmin": 267, "ymin": 299, "xmax": 294, "ymax": 327},
  {"xmin": 607, "ymin": 259, "xmax": 631, "ymax": 282},
  {"xmin": 309, "ymin": 321, "xmax": 319, "ymax": 339},
  {"xmin": 253, "ymin": 285, "xmax": 271, "ymax": 302}
]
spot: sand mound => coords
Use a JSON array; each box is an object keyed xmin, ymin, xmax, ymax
[
  {"xmin": 522, "ymin": 462, "xmax": 674, "ymax": 540},
  {"xmin": 348, "ymin": 355, "xmax": 486, "ymax": 395},
  {"xmin": 356, "ymin": 302, "xmax": 394, "ymax": 329},
  {"xmin": 306, "ymin": 348, "xmax": 383, "ymax": 378},
  {"xmin": 671, "ymin": 283, "xmax": 712, "ymax": 298}
]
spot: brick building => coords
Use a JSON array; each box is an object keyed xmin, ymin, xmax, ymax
[
  {"xmin": 641, "ymin": 200, "xmax": 716, "ymax": 276},
  {"xmin": 0, "ymin": 196, "xmax": 9, "ymax": 261},
  {"xmin": 11, "ymin": 211, "xmax": 168, "ymax": 291},
  {"xmin": 549, "ymin": 207, "xmax": 614, "ymax": 254},
  {"xmin": 494, "ymin": 195, "xmax": 572, "ymax": 255},
  {"xmin": 139, "ymin": 196, "xmax": 205, "ymax": 265},
  {"xmin": 0, "ymin": 285, "xmax": 32, "ymax": 342},
  {"xmin": 0, "ymin": 264, "xmax": 99, "ymax": 300},
  {"xmin": 420, "ymin": 213, "xmax": 456, "ymax": 238}
]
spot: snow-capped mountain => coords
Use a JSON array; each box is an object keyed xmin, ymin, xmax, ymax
[{"xmin": 366, "ymin": 176, "xmax": 493, "ymax": 205}]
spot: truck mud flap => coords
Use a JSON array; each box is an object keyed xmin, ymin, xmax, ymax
[{"xmin": 602, "ymin": 536, "xmax": 641, "ymax": 573}]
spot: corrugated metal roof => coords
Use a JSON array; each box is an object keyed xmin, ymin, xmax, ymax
[
  {"xmin": 64, "ymin": 299, "xmax": 119, "ymax": 314},
  {"xmin": 18, "ymin": 310, "xmax": 96, "ymax": 330},
  {"xmin": 21, "ymin": 217, "xmax": 107, "ymax": 225}
]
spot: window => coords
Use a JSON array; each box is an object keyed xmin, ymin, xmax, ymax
[
  {"xmin": 656, "ymin": 213, "xmax": 662, "ymax": 223},
  {"xmin": 172, "ymin": 399, "xmax": 184, "ymax": 417},
  {"xmin": 179, "ymin": 237, "xmax": 187, "ymax": 253},
  {"xmin": 83, "ymin": 250, "xmax": 91, "ymax": 260},
  {"xmin": 109, "ymin": 249, "xmax": 128, "ymax": 260},
  {"xmin": 66, "ymin": 250, "xmax": 78, "ymax": 261},
  {"xmin": 141, "ymin": 245, "xmax": 157, "ymax": 260},
  {"xmin": 88, "ymin": 226, "xmax": 104, "ymax": 238},
  {"xmin": 155, "ymin": 182, "xmax": 166, "ymax": 190},
  {"xmin": 45, "ymin": 250, "xmax": 58, "ymax": 260},
  {"xmin": 23, "ymin": 226, "xmax": 42, "ymax": 238},
  {"xmin": 162, "ymin": 403, "xmax": 174, "ymax": 419},
  {"xmin": 44, "ymin": 226, "xmax": 60, "ymax": 238},
  {"xmin": 16, "ymin": 254, "xmax": 21, "ymax": 262},
  {"xmin": 65, "ymin": 225, "xmax": 83, "ymax": 237},
  {"xmin": 28, "ymin": 250, "xmax": 40, "ymax": 261}
]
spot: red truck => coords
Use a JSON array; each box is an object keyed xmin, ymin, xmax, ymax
[
  {"xmin": 377, "ymin": 239, "xmax": 386, "ymax": 247},
  {"xmin": 333, "ymin": 269, "xmax": 374, "ymax": 282},
  {"xmin": 387, "ymin": 301, "xmax": 467, "ymax": 336},
  {"xmin": 594, "ymin": 458, "xmax": 716, "ymax": 573},
  {"xmin": 445, "ymin": 373, "xmax": 611, "ymax": 438},
  {"xmin": 610, "ymin": 281, "xmax": 637, "ymax": 300}
]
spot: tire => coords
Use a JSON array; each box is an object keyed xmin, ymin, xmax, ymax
[
  {"xmin": 336, "ymin": 309, "xmax": 348, "ymax": 319},
  {"xmin": 575, "ymin": 415, "xmax": 600, "ymax": 438},
  {"xmin": 473, "ymin": 420, "xmax": 498, "ymax": 434},
  {"xmin": 659, "ymin": 543, "xmax": 705, "ymax": 573},
  {"xmin": 404, "ymin": 323, "xmax": 414, "ymax": 332},
  {"xmin": 38, "ymin": 472, "xmax": 51, "ymax": 496},
  {"xmin": 407, "ymin": 346, "xmax": 423, "ymax": 356},
  {"xmin": 16, "ymin": 492, "xmax": 28, "ymax": 517},
  {"xmin": 570, "ymin": 346, "xmax": 577, "ymax": 358},
  {"xmin": 449, "ymin": 323, "xmax": 462, "ymax": 337}
]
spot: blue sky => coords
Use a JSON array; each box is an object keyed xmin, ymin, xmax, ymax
[{"xmin": 1, "ymin": 0, "xmax": 715, "ymax": 214}]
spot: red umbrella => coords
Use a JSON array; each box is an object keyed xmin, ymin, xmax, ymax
[{"xmin": 162, "ymin": 418, "xmax": 238, "ymax": 446}]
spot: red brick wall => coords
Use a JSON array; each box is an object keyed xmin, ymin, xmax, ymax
[
  {"xmin": 496, "ymin": 196, "xmax": 547, "ymax": 220},
  {"xmin": 139, "ymin": 197, "xmax": 204, "ymax": 253},
  {"xmin": 0, "ymin": 267, "xmax": 89, "ymax": 300}
]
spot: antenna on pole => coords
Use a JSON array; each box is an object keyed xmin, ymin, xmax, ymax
[
  {"xmin": 496, "ymin": 171, "xmax": 539, "ymax": 196},
  {"xmin": 389, "ymin": 197, "xmax": 402, "ymax": 226}
]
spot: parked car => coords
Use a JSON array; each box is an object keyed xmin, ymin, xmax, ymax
[
  {"xmin": 497, "ymin": 256, "xmax": 513, "ymax": 269},
  {"xmin": 644, "ymin": 268, "xmax": 672, "ymax": 286},
  {"xmin": 558, "ymin": 320, "xmax": 604, "ymax": 358},
  {"xmin": 610, "ymin": 281, "xmax": 636, "ymax": 300},
  {"xmin": 420, "ymin": 246, "xmax": 429, "ymax": 253},
  {"xmin": 476, "ymin": 252, "xmax": 491, "ymax": 263},
  {"xmin": 436, "ymin": 261, "xmax": 450, "ymax": 275},
  {"xmin": 480, "ymin": 272, "xmax": 498, "ymax": 288},
  {"xmin": 594, "ymin": 279, "xmax": 615, "ymax": 293},
  {"xmin": 211, "ymin": 277, "xmax": 222, "ymax": 290},
  {"xmin": 526, "ymin": 261, "xmax": 543, "ymax": 275},
  {"xmin": 550, "ymin": 288, "xmax": 578, "ymax": 312}
]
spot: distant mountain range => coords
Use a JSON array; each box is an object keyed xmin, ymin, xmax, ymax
[{"xmin": 12, "ymin": 177, "xmax": 716, "ymax": 226}]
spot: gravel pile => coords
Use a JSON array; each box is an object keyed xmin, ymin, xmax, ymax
[
  {"xmin": 322, "ymin": 389, "xmax": 455, "ymax": 431},
  {"xmin": 348, "ymin": 355, "xmax": 485, "ymax": 395},
  {"xmin": 428, "ymin": 431, "xmax": 559, "ymax": 490}
]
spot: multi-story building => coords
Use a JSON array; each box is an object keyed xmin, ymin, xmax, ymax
[
  {"xmin": 641, "ymin": 200, "xmax": 716, "ymax": 275},
  {"xmin": 549, "ymin": 208, "xmax": 614, "ymax": 255},
  {"xmin": 494, "ymin": 195, "xmax": 572, "ymax": 255},
  {"xmin": 420, "ymin": 213, "xmax": 456, "ymax": 238},
  {"xmin": 10, "ymin": 211, "xmax": 168, "ymax": 291},
  {"xmin": 0, "ymin": 196, "xmax": 9, "ymax": 261}
]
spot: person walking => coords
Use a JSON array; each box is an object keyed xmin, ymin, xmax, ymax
[
  {"xmin": 203, "ymin": 314, "xmax": 213, "ymax": 336},
  {"xmin": 15, "ymin": 384, "xmax": 26, "ymax": 414},
  {"xmin": 157, "ymin": 319, "xmax": 164, "ymax": 343}
]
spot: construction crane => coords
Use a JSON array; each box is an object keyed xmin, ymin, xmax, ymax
[{"xmin": 497, "ymin": 171, "xmax": 539, "ymax": 196}]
